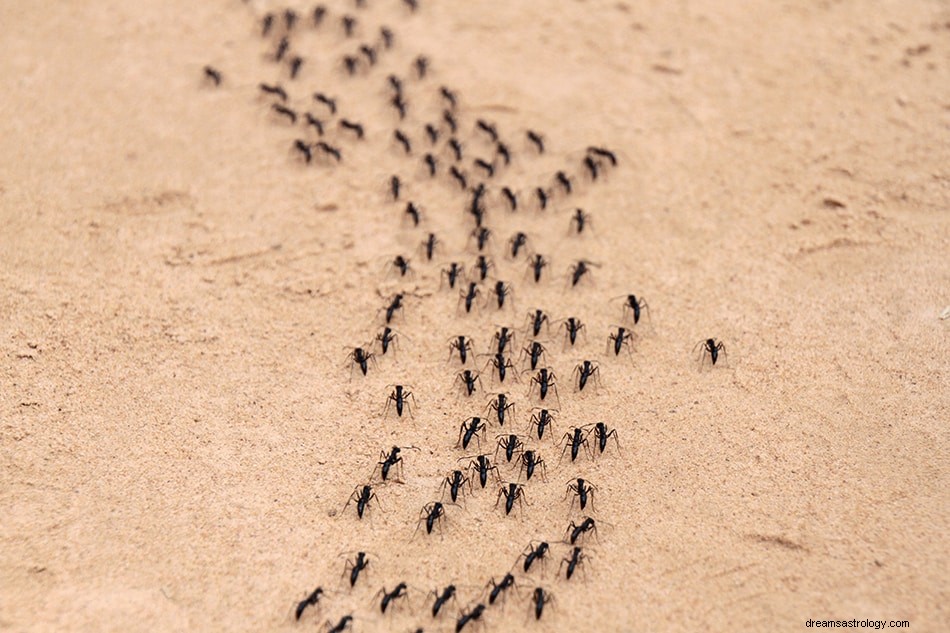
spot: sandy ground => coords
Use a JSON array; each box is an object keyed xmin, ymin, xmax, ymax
[{"xmin": 1, "ymin": 1, "xmax": 948, "ymax": 631}]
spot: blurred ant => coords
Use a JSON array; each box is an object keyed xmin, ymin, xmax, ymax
[
  {"xmin": 567, "ymin": 517, "xmax": 598, "ymax": 544},
  {"xmin": 496, "ymin": 142, "xmax": 511, "ymax": 165},
  {"xmin": 414, "ymin": 55, "xmax": 429, "ymax": 78},
  {"xmin": 441, "ymin": 262, "xmax": 464, "ymax": 289},
  {"xmin": 525, "ymin": 309, "xmax": 550, "ymax": 337},
  {"xmin": 272, "ymin": 103, "xmax": 297, "ymax": 124},
  {"xmin": 474, "ymin": 158, "xmax": 494, "ymax": 178},
  {"xmin": 375, "ymin": 583, "xmax": 409, "ymax": 614},
  {"xmin": 388, "ymin": 74, "xmax": 403, "ymax": 94},
  {"xmin": 527, "ymin": 254, "xmax": 548, "ymax": 283},
  {"xmin": 560, "ymin": 317, "xmax": 585, "ymax": 347},
  {"xmin": 421, "ymin": 232, "xmax": 439, "ymax": 260},
  {"xmin": 472, "ymin": 255, "xmax": 493, "ymax": 281},
  {"xmin": 532, "ymin": 587, "xmax": 553, "ymax": 620},
  {"xmin": 455, "ymin": 370, "xmax": 482, "ymax": 397},
  {"xmin": 348, "ymin": 346, "xmax": 376, "ymax": 377},
  {"xmin": 569, "ymin": 259, "xmax": 598, "ymax": 287},
  {"xmin": 487, "ymin": 392, "xmax": 515, "ymax": 426},
  {"xmin": 443, "ymin": 111, "xmax": 458, "ymax": 135},
  {"xmin": 520, "ymin": 541, "xmax": 550, "ymax": 573},
  {"xmin": 529, "ymin": 368, "xmax": 559, "ymax": 404},
  {"xmin": 476, "ymin": 119, "xmax": 499, "ymax": 142},
  {"xmin": 359, "ymin": 44, "xmax": 377, "ymax": 66},
  {"xmin": 375, "ymin": 326, "xmax": 401, "ymax": 356},
  {"xmin": 259, "ymin": 83, "xmax": 288, "ymax": 102},
  {"xmin": 559, "ymin": 427, "xmax": 590, "ymax": 463},
  {"xmin": 261, "ymin": 13, "xmax": 275, "ymax": 37},
  {"xmin": 312, "ymin": 5, "xmax": 327, "ymax": 26},
  {"xmin": 502, "ymin": 186, "xmax": 518, "ymax": 211},
  {"xmin": 440, "ymin": 86, "xmax": 458, "ymax": 109},
  {"xmin": 566, "ymin": 478, "xmax": 595, "ymax": 512},
  {"xmin": 315, "ymin": 141, "xmax": 342, "ymax": 162},
  {"xmin": 528, "ymin": 407, "xmax": 556, "ymax": 440},
  {"xmin": 341, "ymin": 15, "xmax": 357, "ymax": 37},
  {"xmin": 494, "ymin": 433, "xmax": 523, "ymax": 463},
  {"xmin": 456, "ymin": 604, "xmax": 485, "ymax": 632},
  {"xmin": 620, "ymin": 294, "xmax": 650, "ymax": 325},
  {"xmin": 519, "ymin": 450, "xmax": 546, "ymax": 481},
  {"xmin": 536, "ymin": 186, "xmax": 549, "ymax": 210},
  {"xmin": 274, "ymin": 36, "xmax": 290, "ymax": 62},
  {"xmin": 449, "ymin": 166, "xmax": 467, "ymax": 190},
  {"xmin": 345, "ymin": 484, "xmax": 379, "ymax": 519},
  {"xmin": 385, "ymin": 384, "xmax": 415, "ymax": 417},
  {"xmin": 491, "ymin": 281, "xmax": 512, "ymax": 310},
  {"xmin": 203, "ymin": 66, "xmax": 222, "ymax": 86},
  {"xmin": 294, "ymin": 139, "xmax": 313, "ymax": 164},
  {"xmin": 459, "ymin": 282, "xmax": 480, "ymax": 314},
  {"xmin": 387, "ymin": 255, "xmax": 412, "ymax": 277},
  {"xmin": 607, "ymin": 326, "xmax": 635, "ymax": 356},
  {"xmin": 326, "ymin": 615, "xmax": 354, "ymax": 633},
  {"xmin": 470, "ymin": 226, "xmax": 491, "ymax": 251},
  {"xmin": 521, "ymin": 340, "xmax": 547, "ymax": 371},
  {"xmin": 527, "ymin": 130, "xmax": 545, "ymax": 153},
  {"xmin": 289, "ymin": 56, "xmax": 304, "ymax": 79},
  {"xmin": 402, "ymin": 0, "xmax": 419, "ymax": 12},
  {"xmin": 508, "ymin": 232, "xmax": 528, "ymax": 258},
  {"xmin": 388, "ymin": 175, "xmax": 401, "ymax": 201},
  {"xmin": 380, "ymin": 26, "xmax": 394, "ymax": 48},
  {"xmin": 383, "ymin": 293, "xmax": 404, "ymax": 323},
  {"xmin": 570, "ymin": 208, "xmax": 591, "ymax": 234},
  {"xmin": 560, "ymin": 546, "xmax": 587, "ymax": 580},
  {"xmin": 448, "ymin": 335, "xmax": 473, "ymax": 364},
  {"xmin": 304, "ymin": 113, "xmax": 324, "ymax": 135},
  {"xmin": 695, "ymin": 338, "xmax": 727, "ymax": 366},
  {"xmin": 455, "ymin": 417, "xmax": 485, "ymax": 450},
  {"xmin": 313, "ymin": 92, "xmax": 337, "ymax": 114},
  {"xmin": 496, "ymin": 482, "xmax": 527, "ymax": 516},
  {"xmin": 590, "ymin": 422, "xmax": 621, "ymax": 456},
  {"xmin": 416, "ymin": 502, "xmax": 445, "ymax": 536},
  {"xmin": 424, "ymin": 123, "xmax": 439, "ymax": 144},
  {"xmin": 343, "ymin": 552, "xmax": 370, "ymax": 587},
  {"xmin": 587, "ymin": 146, "xmax": 618, "ymax": 166},
  {"xmin": 393, "ymin": 130, "xmax": 411, "ymax": 154},
  {"xmin": 448, "ymin": 138, "xmax": 463, "ymax": 161},
  {"xmin": 430, "ymin": 584, "xmax": 458, "ymax": 618},
  {"xmin": 555, "ymin": 171, "xmax": 572, "ymax": 194},
  {"xmin": 464, "ymin": 454, "xmax": 499, "ymax": 488},
  {"xmin": 423, "ymin": 153, "xmax": 437, "ymax": 177},
  {"xmin": 441, "ymin": 470, "xmax": 470, "ymax": 503},
  {"xmin": 390, "ymin": 93, "xmax": 407, "ymax": 119},
  {"xmin": 284, "ymin": 8, "xmax": 297, "ymax": 30},
  {"xmin": 404, "ymin": 201, "xmax": 421, "ymax": 226},
  {"xmin": 487, "ymin": 573, "xmax": 516, "ymax": 605},
  {"xmin": 583, "ymin": 155, "xmax": 600, "ymax": 180},
  {"xmin": 343, "ymin": 55, "xmax": 360, "ymax": 76},
  {"xmin": 339, "ymin": 119, "xmax": 364, "ymax": 139},
  {"xmin": 295, "ymin": 586, "xmax": 323, "ymax": 621},
  {"xmin": 492, "ymin": 327, "xmax": 515, "ymax": 355},
  {"xmin": 573, "ymin": 360, "xmax": 600, "ymax": 391}
]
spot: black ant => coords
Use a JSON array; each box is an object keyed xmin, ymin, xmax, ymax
[
  {"xmin": 261, "ymin": 13, "xmax": 275, "ymax": 37},
  {"xmin": 527, "ymin": 130, "xmax": 545, "ymax": 153},
  {"xmin": 284, "ymin": 8, "xmax": 297, "ymax": 30},
  {"xmin": 476, "ymin": 119, "xmax": 499, "ymax": 142},
  {"xmin": 339, "ymin": 119, "xmax": 364, "ymax": 139},
  {"xmin": 414, "ymin": 55, "xmax": 429, "ymax": 78},
  {"xmin": 326, "ymin": 615, "xmax": 354, "ymax": 633},
  {"xmin": 449, "ymin": 165, "xmax": 467, "ymax": 190},
  {"xmin": 457, "ymin": 417, "xmax": 485, "ymax": 450},
  {"xmin": 388, "ymin": 175, "xmax": 400, "ymax": 201},
  {"xmin": 573, "ymin": 360, "xmax": 600, "ymax": 392},
  {"xmin": 431, "ymin": 584, "xmax": 457, "ymax": 617},
  {"xmin": 448, "ymin": 335, "xmax": 473, "ymax": 365},
  {"xmin": 404, "ymin": 201, "xmax": 421, "ymax": 226},
  {"xmin": 521, "ymin": 340, "xmax": 546, "ymax": 371},
  {"xmin": 343, "ymin": 552, "xmax": 369, "ymax": 587},
  {"xmin": 528, "ymin": 408, "xmax": 556, "ymax": 440},
  {"xmin": 423, "ymin": 153, "xmax": 437, "ymax": 177},
  {"xmin": 508, "ymin": 232, "xmax": 528, "ymax": 259},
  {"xmin": 587, "ymin": 146, "xmax": 618, "ymax": 166},
  {"xmin": 532, "ymin": 587, "xmax": 553, "ymax": 620},
  {"xmin": 470, "ymin": 226, "xmax": 491, "ymax": 251},
  {"xmin": 495, "ymin": 482, "xmax": 527, "ymax": 516},
  {"xmin": 608, "ymin": 326, "xmax": 635, "ymax": 356},
  {"xmin": 591, "ymin": 422, "xmax": 621, "ymax": 455},
  {"xmin": 274, "ymin": 36, "xmax": 290, "ymax": 62},
  {"xmin": 485, "ymin": 352, "xmax": 516, "ymax": 383},
  {"xmin": 295, "ymin": 587, "xmax": 323, "ymax": 621},
  {"xmin": 440, "ymin": 86, "xmax": 458, "ymax": 109},
  {"xmin": 561, "ymin": 317, "xmax": 585, "ymax": 347},
  {"xmin": 385, "ymin": 384, "xmax": 415, "ymax": 418},
  {"xmin": 521, "ymin": 541, "xmax": 550, "ymax": 573},
  {"xmin": 304, "ymin": 114, "xmax": 324, "ymax": 135},
  {"xmin": 375, "ymin": 326, "xmax": 400, "ymax": 356},
  {"xmin": 343, "ymin": 54, "xmax": 360, "ymax": 76},
  {"xmin": 569, "ymin": 259, "xmax": 598, "ymax": 287},
  {"xmin": 387, "ymin": 255, "xmax": 411, "ymax": 278},
  {"xmin": 348, "ymin": 346, "xmax": 375, "ymax": 377},
  {"xmin": 620, "ymin": 294, "xmax": 650, "ymax": 325},
  {"xmin": 289, "ymin": 56, "xmax": 304, "ymax": 79},
  {"xmin": 496, "ymin": 142, "xmax": 511, "ymax": 165},
  {"xmin": 583, "ymin": 155, "xmax": 600, "ymax": 180},
  {"xmin": 390, "ymin": 93, "xmax": 407, "ymax": 119},
  {"xmin": 425, "ymin": 123, "xmax": 439, "ymax": 144},
  {"xmin": 382, "ymin": 293, "xmax": 405, "ymax": 324},
  {"xmin": 474, "ymin": 158, "xmax": 494, "ymax": 178},
  {"xmin": 203, "ymin": 65, "xmax": 222, "ymax": 86},
  {"xmin": 491, "ymin": 281, "xmax": 512, "ymax": 310},
  {"xmin": 570, "ymin": 208, "xmax": 591, "ymax": 234},
  {"xmin": 272, "ymin": 103, "xmax": 297, "ymax": 124},
  {"xmin": 441, "ymin": 262, "xmax": 464, "ymax": 289},
  {"xmin": 525, "ymin": 309, "xmax": 550, "ymax": 338},
  {"xmin": 465, "ymin": 454, "xmax": 498, "ymax": 488},
  {"xmin": 456, "ymin": 370, "xmax": 482, "ymax": 397},
  {"xmin": 566, "ymin": 478, "xmax": 595, "ymax": 512},
  {"xmin": 560, "ymin": 546, "xmax": 586, "ymax": 580},
  {"xmin": 555, "ymin": 171, "xmax": 572, "ymax": 194},
  {"xmin": 388, "ymin": 74, "xmax": 403, "ymax": 94},
  {"xmin": 502, "ymin": 187, "xmax": 518, "ymax": 211},
  {"xmin": 527, "ymin": 254, "xmax": 548, "ymax": 283},
  {"xmin": 487, "ymin": 574, "xmax": 516, "ymax": 605},
  {"xmin": 494, "ymin": 433, "xmax": 523, "ymax": 463},
  {"xmin": 560, "ymin": 427, "xmax": 590, "ymax": 463},
  {"xmin": 519, "ymin": 450, "xmax": 546, "ymax": 481},
  {"xmin": 402, "ymin": 0, "xmax": 419, "ymax": 13},
  {"xmin": 345, "ymin": 484, "xmax": 379, "ymax": 519},
  {"xmin": 459, "ymin": 282, "xmax": 480, "ymax": 314},
  {"xmin": 420, "ymin": 233, "xmax": 439, "ymax": 261},
  {"xmin": 294, "ymin": 139, "xmax": 313, "ymax": 164},
  {"xmin": 443, "ymin": 111, "xmax": 458, "ymax": 134},
  {"xmin": 341, "ymin": 15, "xmax": 357, "ymax": 37},
  {"xmin": 394, "ymin": 130, "xmax": 411, "ymax": 154},
  {"xmin": 376, "ymin": 445, "xmax": 413, "ymax": 482},
  {"xmin": 441, "ymin": 470, "xmax": 470, "ymax": 503},
  {"xmin": 529, "ymin": 368, "xmax": 558, "ymax": 404},
  {"xmin": 536, "ymin": 187, "xmax": 549, "ymax": 210},
  {"xmin": 448, "ymin": 138, "xmax": 464, "ymax": 161},
  {"xmin": 455, "ymin": 603, "xmax": 485, "ymax": 632},
  {"xmin": 313, "ymin": 92, "xmax": 337, "ymax": 114},
  {"xmin": 417, "ymin": 502, "xmax": 445, "ymax": 536},
  {"xmin": 315, "ymin": 141, "xmax": 342, "ymax": 162},
  {"xmin": 567, "ymin": 517, "xmax": 598, "ymax": 544},
  {"xmin": 359, "ymin": 44, "xmax": 377, "ymax": 66},
  {"xmin": 380, "ymin": 26, "xmax": 394, "ymax": 49},
  {"xmin": 487, "ymin": 393, "xmax": 515, "ymax": 426},
  {"xmin": 491, "ymin": 327, "xmax": 515, "ymax": 355},
  {"xmin": 376, "ymin": 583, "xmax": 409, "ymax": 614},
  {"xmin": 259, "ymin": 83, "xmax": 287, "ymax": 102},
  {"xmin": 696, "ymin": 338, "xmax": 727, "ymax": 366},
  {"xmin": 312, "ymin": 6, "xmax": 327, "ymax": 26}
]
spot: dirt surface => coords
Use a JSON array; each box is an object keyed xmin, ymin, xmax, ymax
[{"xmin": 1, "ymin": 1, "xmax": 948, "ymax": 632}]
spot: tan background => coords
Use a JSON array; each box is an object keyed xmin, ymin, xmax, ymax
[{"xmin": 1, "ymin": 0, "xmax": 948, "ymax": 631}]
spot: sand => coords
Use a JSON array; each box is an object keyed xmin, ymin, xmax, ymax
[{"xmin": 1, "ymin": 1, "xmax": 948, "ymax": 631}]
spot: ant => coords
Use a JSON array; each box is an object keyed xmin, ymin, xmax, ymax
[
  {"xmin": 348, "ymin": 346, "xmax": 376, "ymax": 377},
  {"xmin": 272, "ymin": 103, "xmax": 297, "ymax": 124},
  {"xmin": 587, "ymin": 146, "xmax": 618, "ymax": 166},
  {"xmin": 274, "ymin": 36, "xmax": 290, "ymax": 62},
  {"xmin": 491, "ymin": 281, "xmax": 512, "ymax": 310},
  {"xmin": 375, "ymin": 445, "xmax": 412, "ymax": 482},
  {"xmin": 259, "ymin": 83, "xmax": 287, "ymax": 102},
  {"xmin": 388, "ymin": 255, "xmax": 412, "ymax": 277},
  {"xmin": 620, "ymin": 294, "xmax": 650, "ymax": 325},
  {"xmin": 492, "ymin": 327, "xmax": 515, "ymax": 355},
  {"xmin": 519, "ymin": 450, "xmax": 546, "ymax": 481},
  {"xmin": 414, "ymin": 55, "xmax": 429, "ymax": 79},
  {"xmin": 385, "ymin": 384, "xmax": 415, "ymax": 418},
  {"xmin": 476, "ymin": 119, "xmax": 499, "ymax": 142},
  {"xmin": 607, "ymin": 326, "xmax": 635, "ymax": 356},
  {"xmin": 455, "ymin": 603, "xmax": 485, "ymax": 632},
  {"xmin": 388, "ymin": 74, "xmax": 403, "ymax": 94},
  {"xmin": 569, "ymin": 259, "xmax": 598, "ymax": 287},
  {"xmin": 440, "ymin": 85, "xmax": 458, "ymax": 109},
  {"xmin": 474, "ymin": 158, "xmax": 494, "ymax": 178},
  {"xmin": 390, "ymin": 93, "xmax": 407, "ymax": 119},
  {"xmin": 495, "ymin": 482, "xmax": 527, "ymax": 515},
  {"xmin": 508, "ymin": 232, "xmax": 529, "ymax": 259},
  {"xmin": 494, "ymin": 433, "xmax": 524, "ymax": 463},
  {"xmin": 441, "ymin": 470, "xmax": 470, "ymax": 503},
  {"xmin": 527, "ymin": 254, "xmax": 548, "ymax": 283},
  {"xmin": 566, "ymin": 478, "xmax": 595, "ymax": 512},
  {"xmin": 528, "ymin": 408, "xmax": 556, "ymax": 440},
  {"xmin": 448, "ymin": 335, "xmax": 474, "ymax": 365},
  {"xmin": 583, "ymin": 155, "xmax": 600, "ymax": 180},
  {"xmin": 339, "ymin": 119, "xmax": 364, "ymax": 139},
  {"xmin": 345, "ymin": 484, "xmax": 379, "ymax": 519},
  {"xmin": 424, "ymin": 123, "xmax": 439, "ymax": 144},
  {"xmin": 326, "ymin": 615, "xmax": 354, "ymax": 633},
  {"xmin": 459, "ymin": 282, "xmax": 480, "ymax": 314},
  {"xmin": 431, "ymin": 584, "xmax": 457, "ymax": 617},
  {"xmin": 343, "ymin": 55, "xmax": 360, "ymax": 76},
  {"xmin": 560, "ymin": 427, "xmax": 590, "ymax": 463},
  {"xmin": 525, "ymin": 309, "xmax": 550, "ymax": 338},
  {"xmin": 443, "ymin": 111, "xmax": 458, "ymax": 134},
  {"xmin": 404, "ymin": 201, "xmax": 421, "ymax": 226},
  {"xmin": 420, "ymin": 233, "xmax": 438, "ymax": 261},
  {"xmin": 457, "ymin": 417, "xmax": 485, "ymax": 450},
  {"xmin": 449, "ymin": 166, "xmax": 467, "ymax": 190},
  {"xmin": 560, "ymin": 546, "xmax": 586, "ymax": 580},
  {"xmin": 496, "ymin": 142, "xmax": 511, "ymax": 165},
  {"xmin": 555, "ymin": 171, "xmax": 572, "ymax": 194},
  {"xmin": 423, "ymin": 153, "xmax": 437, "ymax": 177},
  {"xmin": 359, "ymin": 44, "xmax": 377, "ymax": 66},
  {"xmin": 417, "ymin": 502, "xmax": 445, "ymax": 536},
  {"xmin": 284, "ymin": 8, "xmax": 297, "ymax": 30},
  {"xmin": 590, "ymin": 422, "xmax": 621, "ymax": 455},
  {"xmin": 313, "ymin": 92, "xmax": 337, "ymax": 115},
  {"xmin": 447, "ymin": 136, "xmax": 464, "ymax": 160},
  {"xmin": 502, "ymin": 186, "xmax": 518, "ymax": 211},
  {"xmin": 203, "ymin": 65, "xmax": 222, "ymax": 86},
  {"xmin": 343, "ymin": 552, "xmax": 369, "ymax": 587},
  {"xmin": 261, "ymin": 13, "xmax": 275, "ymax": 37},
  {"xmin": 470, "ymin": 226, "xmax": 491, "ymax": 251},
  {"xmin": 402, "ymin": 0, "xmax": 419, "ymax": 13},
  {"xmin": 487, "ymin": 574, "xmax": 516, "ymax": 605},
  {"xmin": 295, "ymin": 586, "xmax": 323, "ymax": 621},
  {"xmin": 567, "ymin": 517, "xmax": 598, "ymax": 544},
  {"xmin": 294, "ymin": 139, "xmax": 313, "ymax": 164},
  {"xmin": 485, "ymin": 352, "xmax": 516, "ymax": 384},
  {"xmin": 289, "ymin": 56, "xmax": 304, "ymax": 79},
  {"xmin": 341, "ymin": 15, "xmax": 357, "ymax": 37},
  {"xmin": 520, "ymin": 541, "xmax": 550, "ymax": 573},
  {"xmin": 375, "ymin": 326, "xmax": 401, "ymax": 355},
  {"xmin": 380, "ymin": 26, "xmax": 394, "ymax": 49},
  {"xmin": 696, "ymin": 338, "xmax": 727, "ymax": 366},
  {"xmin": 573, "ymin": 360, "xmax": 600, "ymax": 392},
  {"xmin": 394, "ymin": 129, "xmax": 412, "ymax": 154},
  {"xmin": 521, "ymin": 340, "xmax": 547, "ymax": 371},
  {"xmin": 304, "ymin": 114, "xmax": 324, "ymax": 135},
  {"xmin": 312, "ymin": 6, "xmax": 327, "ymax": 26},
  {"xmin": 536, "ymin": 187, "xmax": 549, "ymax": 211},
  {"xmin": 441, "ymin": 262, "xmax": 464, "ymax": 290},
  {"xmin": 383, "ymin": 293, "xmax": 405, "ymax": 323},
  {"xmin": 570, "ymin": 208, "xmax": 591, "ymax": 234},
  {"xmin": 465, "ymin": 454, "xmax": 499, "ymax": 488},
  {"xmin": 529, "ymin": 368, "xmax": 559, "ymax": 404},
  {"xmin": 375, "ymin": 583, "xmax": 409, "ymax": 614},
  {"xmin": 532, "ymin": 587, "xmax": 553, "ymax": 620},
  {"xmin": 561, "ymin": 317, "xmax": 585, "ymax": 347},
  {"xmin": 527, "ymin": 130, "xmax": 545, "ymax": 153},
  {"xmin": 487, "ymin": 392, "xmax": 515, "ymax": 426},
  {"xmin": 315, "ymin": 141, "xmax": 342, "ymax": 162}
]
